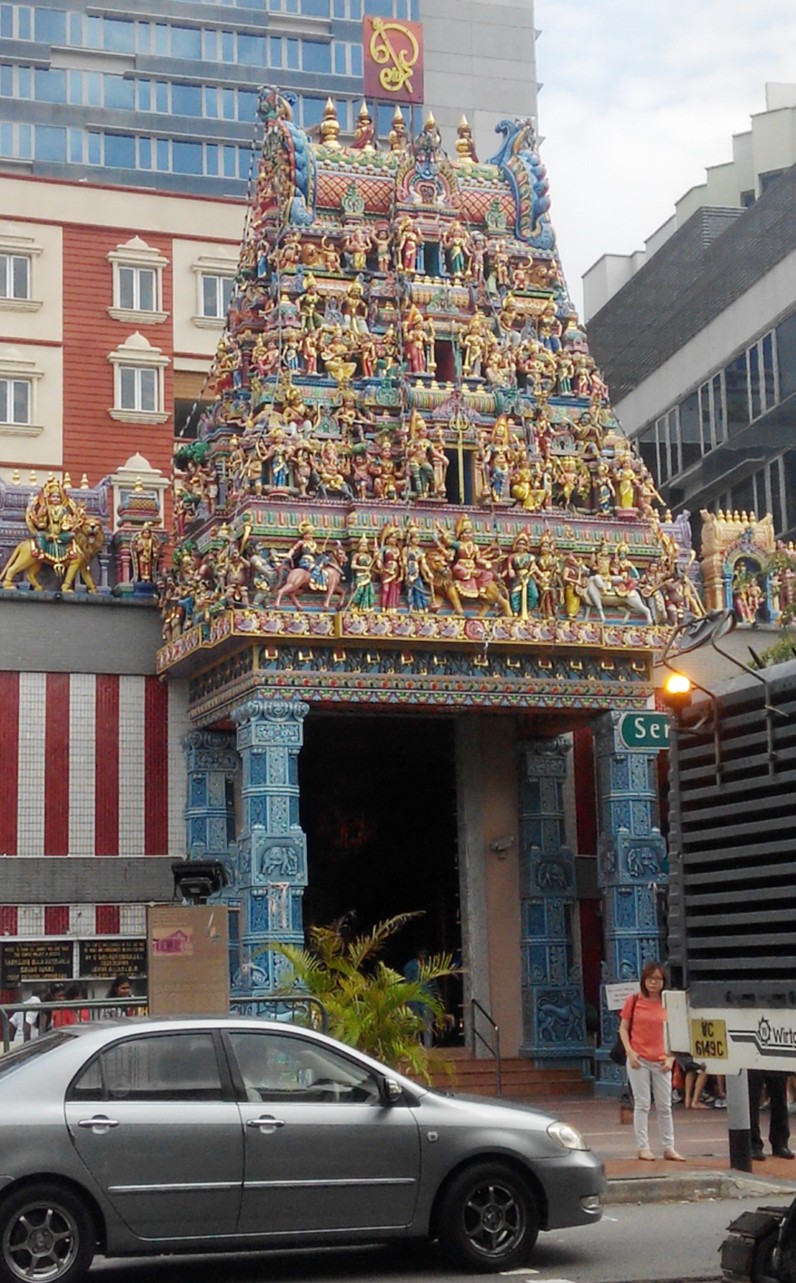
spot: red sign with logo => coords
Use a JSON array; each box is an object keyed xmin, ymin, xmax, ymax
[{"xmin": 363, "ymin": 16, "xmax": 424, "ymax": 105}]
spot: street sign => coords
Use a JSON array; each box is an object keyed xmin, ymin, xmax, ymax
[{"xmin": 618, "ymin": 711, "xmax": 671, "ymax": 751}]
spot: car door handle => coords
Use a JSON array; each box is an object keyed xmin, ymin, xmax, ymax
[
  {"xmin": 246, "ymin": 1115, "xmax": 286, "ymax": 1131},
  {"xmin": 77, "ymin": 1116, "xmax": 120, "ymax": 1133}
]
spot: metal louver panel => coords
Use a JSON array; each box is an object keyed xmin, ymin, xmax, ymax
[{"xmin": 667, "ymin": 659, "xmax": 796, "ymax": 1008}]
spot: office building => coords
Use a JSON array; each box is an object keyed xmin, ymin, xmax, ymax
[
  {"xmin": 585, "ymin": 84, "xmax": 796, "ymax": 549},
  {"xmin": 0, "ymin": 0, "xmax": 538, "ymax": 196}
]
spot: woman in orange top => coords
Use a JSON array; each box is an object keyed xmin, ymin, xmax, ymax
[{"xmin": 619, "ymin": 960, "xmax": 685, "ymax": 1162}]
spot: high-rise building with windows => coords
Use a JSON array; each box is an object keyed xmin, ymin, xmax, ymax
[
  {"xmin": 584, "ymin": 84, "xmax": 796, "ymax": 548},
  {"xmin": 0, "ymin": 0, "xmax": 538, "ymax": 195}
]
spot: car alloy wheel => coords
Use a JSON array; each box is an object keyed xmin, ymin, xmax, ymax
[
  {"xmin": 0, "ymin": 1185, "xmax": 94, "ymax": 1283},
  {"xmin": 438, "ymin": 1161, "xmax": 539, "ymax": 1272}
]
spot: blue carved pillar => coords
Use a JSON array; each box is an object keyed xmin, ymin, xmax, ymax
[
  {"xmin": 183, "ymin": 730, "xmax": 238, "ymax": 869},
  {"xmin": 518, "ymin": 738, "xmax": 590, "ymax": 1068},
  {"xmin": 231, "ymin": 698, "xmax": 309, "ymax": 997},
  {"xmin": 593, "ymin": 711, "xmax": 667, "ymax": 1093},
  {"xmin": 182, "ymin": 730, "xmax": 240, "ymax": 984}
]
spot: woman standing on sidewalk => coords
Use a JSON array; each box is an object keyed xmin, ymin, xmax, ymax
[{"xmin": 619, "ymin": 961, "xmax": 685, "ymax": 1162}]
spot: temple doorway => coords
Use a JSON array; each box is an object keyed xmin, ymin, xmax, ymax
[{"xmin": 299, "ymin": 712, "xmax": 463, "ymax": 1039}]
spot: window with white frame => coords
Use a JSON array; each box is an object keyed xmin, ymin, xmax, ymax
[
  {"xmin": 191, "ymin": 254, "xmax": 237, "ymax": 328},
  {"xmin": 107, "ymin": 236, "xmax": 168, "ymax": 324},
  {"xmin": 118, "ymin": 264, "xmax": 156, "ymax": 312},
  {"xmin": 0, "ymin": 375, "xmax": 30, "ymax": 424},
  {"xmin": 201, "ymin": 273, "xmax": 234, "ymax": 319},
  {"xmin": 0, "ymin": 349, "xmax": 42, "ymax": 436},
  {"xmin": 0, "ymin": 232, "xmax": 42, "ymax": 312},
  {"xmin": 108, "ymin": 332, "xmax": 169, "ymax": 424},
  {"xmin": 0, "ymin": 253, "xmax": 30, "ymax": 299},
  {"xmin": 119, "ymin": 365, "xmax": 157, "ymax": 412}
]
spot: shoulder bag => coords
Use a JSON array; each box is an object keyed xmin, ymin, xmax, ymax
[{"xmin": 609, "ymin": 993, "xmax": 638, "ymax": 1066}]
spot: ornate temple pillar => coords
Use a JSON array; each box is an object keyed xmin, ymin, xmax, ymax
[
  {"xmin": 518, "ymin": 738, "xmax": 590, "ymax": 1068},
  {"xmin": 231, "ymin": 698, "xmax": 309, "ymax": 997},
  {"xmin": 593, "ymin": 712, "xmax": 667, "ymax": 1093},
  {"xmin": 183, "ymin": 730, "xmax": 238, "ymax": 865},
  {"xmin": 183, "ymin": 729, "xmax": 239, "ymax": 981}
]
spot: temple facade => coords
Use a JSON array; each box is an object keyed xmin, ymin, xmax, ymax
[
  {"xmin": 1, "ymin": 91, "xmax": 735, "ymax": 1071},
  {"xmin": 150, "ymin": 91, "xmax": 698, "ymax": 1064}
]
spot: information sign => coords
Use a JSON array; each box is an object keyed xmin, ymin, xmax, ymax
[
  {"xmin": 79, "ymin": 939, "xmax": 147, "ymax": 980},
  {"xmin": 618, "ymin": 712, "xmax": 671, "ymax": 751},
  {"xmin": 1, "ymin": 941, "xmax": 73, "ymax": 987}
]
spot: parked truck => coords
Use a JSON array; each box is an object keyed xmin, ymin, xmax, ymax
[{"xmin": 661, "ymin": 638, "xmax": 796, "ymax": 1283}]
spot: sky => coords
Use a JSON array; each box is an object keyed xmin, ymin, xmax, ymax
[{"xmin": 532, "ymin": 0, "xmax": 796, "ymax": 317}]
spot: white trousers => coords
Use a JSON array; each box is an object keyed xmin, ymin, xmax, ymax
[{"xmin": 626, "ymin": 1057, "xmax": 674, "ymax": 1152}]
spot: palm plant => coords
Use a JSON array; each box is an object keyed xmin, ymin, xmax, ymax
[{"xmin": 271, "ymin": 911, "xmax": 459, "ymax": 1081}]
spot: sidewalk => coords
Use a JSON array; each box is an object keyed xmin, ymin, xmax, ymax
[{"xmin": 530, "ymin": 1092, "xmax": 796, "ymax": 1202}]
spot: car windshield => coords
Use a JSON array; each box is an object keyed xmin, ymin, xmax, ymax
[{"xmin": 0, "ymin": 1031, "xmax": 77, "ymax": 1079}]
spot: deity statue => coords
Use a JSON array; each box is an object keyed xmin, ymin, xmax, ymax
[
  {"xmin": 733, "ymin": 569, "xmax": 764, "ymax": 624},
  {"xmin": 402, "ymin": 522, "xmax": 432, "ymax": 612},
  {"xmin": 505, "ymin": 530, "xmax": 539, "ymax": 619},
  {"xmin": 402, "ymin": 302, "xmax": 428, "ymax": 374},
  {"xmin": 348, "ymin": 535, "xmax": 377, "ymax": 611},
  {"xmin": 343, "ymin": 224, "xmax": 372, "ymax": 272},
  {"xmin": 444, "ymin": 220, "xmax": 471, "ymax": 278},
  {"xmin": 373, "ymin": 224, "xmax": 392, "ymax": 273},
  {"xmin": 130, "ymin": 523, "xmax": 159, "ymax": 583},
  {"xmin": 298, "ymin": 273, "xmax": 323, "ymax": 332},
  {"xmin": 535, "ymin": 532, "xmax": 560, "ymax": 618},
  {"xmin": 561, "ymin": 552, "xmax": 586, "ymax": 619},
  {"xmin": 435, "ymin": 515, "xmax": 496, "ymax": 602},
  {"xmin": 375, "ymin": 524, "xmax": 403, "ymax": 611},
  {"xmin": 397, "ymin": 216, "xmax": 419, "ymax": 274}
]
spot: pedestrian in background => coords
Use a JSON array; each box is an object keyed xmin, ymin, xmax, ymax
[
  {"xmin": 9, "ymin": 989, "xmax": 42, "ymax": 1043},
  {"xmin": 619, "ymin": 960, "xmax": 685, "ymax": 1162},
  {"xmin": 749, "ymin": 1069, "xmax": 794, "ymax": 1160}
]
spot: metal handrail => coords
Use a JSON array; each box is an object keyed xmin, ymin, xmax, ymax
[
  {"xmin": 470, "ymin": 997, "xmax": 501, "ymax": 1097},
  {"xmin": 0, "ymin": 998, "xmax": 144, "ymax": 1052},
  {"xmin": 229, "ymin": 994, "xmax": 329, "ymax": 1033},
  {"xmin": 0, "ymin": 994, "xmax": 330, "ymax": 1053}
]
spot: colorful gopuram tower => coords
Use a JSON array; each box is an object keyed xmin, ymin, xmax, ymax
[{"xmin": 157, "ymin": 89, "xmax": 700, "ymax": 1058}]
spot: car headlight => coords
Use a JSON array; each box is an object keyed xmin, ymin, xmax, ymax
[{"xmin": 547, "ymin": 1120, "xmax": 588, "ymax": 1151}]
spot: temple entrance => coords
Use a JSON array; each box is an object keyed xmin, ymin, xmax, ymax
[{"xmin": 299, "ymin": 712, "xmax": 463, "ymax": 1040}]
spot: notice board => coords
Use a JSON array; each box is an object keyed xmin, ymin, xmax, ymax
[
  {"xmin": 147, "ymin": 905, "xmax": 230, "ymax": 1016},
  {"xmin": 1, "ymin": 941, "xmax": 73, "ymax": 986},
  {"xmin": 79, "ymin": 939, "xmax": 146, "ymax": 980}
]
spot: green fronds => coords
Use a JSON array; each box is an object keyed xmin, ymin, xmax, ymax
[{"xmin": 270, "ymin": 913, "xmax": 460, "ymax": 1082}]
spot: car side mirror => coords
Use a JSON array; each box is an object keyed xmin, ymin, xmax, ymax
[{"xmin": 381, "ymin": 1077, "xmax": 404, "ymax": 1105}]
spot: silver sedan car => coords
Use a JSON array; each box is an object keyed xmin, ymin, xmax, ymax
[{"xmin": 0, "ymin": 1018, "xmax": 603, "ymax": 1282}]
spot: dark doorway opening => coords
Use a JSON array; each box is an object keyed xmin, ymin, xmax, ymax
[{"xmin": 300, "ymin": 712, "xmax": 463, "ymax": 1041}]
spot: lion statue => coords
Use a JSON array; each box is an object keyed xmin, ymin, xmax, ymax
[{"xmin": 2, "ymin": 510, "xmax": 105, "ymax": 593}]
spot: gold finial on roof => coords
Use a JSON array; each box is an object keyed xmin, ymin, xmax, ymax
[
  {"xmin": 80, "ymin": 474, "xmax": 89, "ymax": 489},
  {"xmin": 134, "ymin": 476, "xmax": 143, "ymax": 491},
  {"xmin": 319, "ymin": 97, "xmax": 341, "ymax": 148},
  {"xmin": 63, "ymin": 472, "xmax": 72, "ymax": 488},
  {"xmin": 351, "ymin": 100, "xmax": 376, "ymax": 152},
  {"xmin": 11, "ymin": 469, "xmax": 19, "ymax": 485},
  {"xmin": 389, "ymin": 104, "xmax": 407, "ymax": 151},
  {"xmin": 29, "ymin": 470, "xmax": 37, "ymax": 485},
  {"xmin": 455, "ymin": 114, "xmax": 478, "ymax": 163}
]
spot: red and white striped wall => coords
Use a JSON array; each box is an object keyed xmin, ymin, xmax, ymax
[{"xmin": 0, "ymin": 673, "xmax": 190, "ymax": 858}]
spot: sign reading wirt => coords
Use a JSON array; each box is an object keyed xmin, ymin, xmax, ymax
[{"xmin": 363, "ymin": 16, "xmax": 424, "ymax": 105}]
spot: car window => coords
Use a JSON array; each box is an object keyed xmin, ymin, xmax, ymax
[
  {"xmin": 69, "ymin": 1033, "xmax": 223, "ymax": 1102},
  {"xmin": 0, "ymin": 1031, "xmax": 76, "ymax": 1079},
  {"xmin": 228, "ymin": 1032, "xmax": 381, "ymax": 1105}
]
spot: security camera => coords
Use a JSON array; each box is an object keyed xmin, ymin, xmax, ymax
[{"xmin": 171, "ymin": 860, "xmax": 228, "ymax": 905}]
